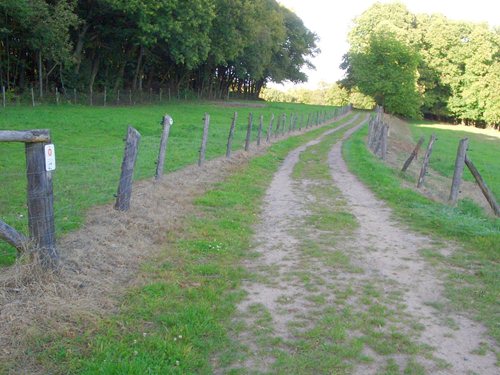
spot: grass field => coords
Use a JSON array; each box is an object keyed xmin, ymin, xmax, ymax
[
  {"xmin": 0, "ymin": 101, "xmax": 334, "ymax": 265},
  {"xmin": 408, "ymin": 120, "xmax": 500, "ymax": 201},
  {"xmin": 343, "ymin": 125, "xmax": 500, "ymax": 344}
]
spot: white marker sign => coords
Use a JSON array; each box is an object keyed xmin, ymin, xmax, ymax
[{"xmin": 44, "ymin": 144, "xmax": 56, "ymax": 171}]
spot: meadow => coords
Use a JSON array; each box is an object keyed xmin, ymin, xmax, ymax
[{"xmin": 0, "ymin": 101, "xmax": 332, "ymax": 265}]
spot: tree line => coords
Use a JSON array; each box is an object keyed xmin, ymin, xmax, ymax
[
  {"xmin": 341, "ymin": 2, "xmax": 499, "ymax": 128},
  {"xmin": 0, "ymin": 0, "xmax": 318, "ymax": 101}
]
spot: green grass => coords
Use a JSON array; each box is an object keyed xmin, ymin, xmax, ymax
[
  {"xmin": 409, "ymin": 120, "xmax": 500, "ymax": 201},
  {"xmin": 22, "ymin": 111, "xmax": 350, "ymax": 374},
  {"xmin": 0, "ymin": 101, "xmax": 336, "ymax": 265},
  {"xmin": 343, "ymin": 125, "xmax": 500, "ymax": 342}
]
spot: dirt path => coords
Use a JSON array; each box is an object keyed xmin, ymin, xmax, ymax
[{"xmin": 225, "ymin": 115, "xmax": 498, "ymax": 374}]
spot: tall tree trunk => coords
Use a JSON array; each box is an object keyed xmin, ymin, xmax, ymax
[
  {"xmin": 89, "ymin": 53, "xmax": 100, "ymax": 93},
  {"xmin": 38, "ymin": 50, "xmax": 43, "ymax": 98},
  {"xmin": 74, "ymin": 23, "xmax": 90, "ymax": 74},
  {"xmin": 132, "ymin": 45, "xmax": 144, "ymax": 91}
]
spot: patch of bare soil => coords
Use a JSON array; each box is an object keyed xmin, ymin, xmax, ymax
[
  {"xmin": 384, "ymin": 115, "xmax": 496, "ymax": 215},
  {"xmin": 0, "ymin": 120, "xmax": 332, "ymax": 374},
  {"xmin": 329, "ymin": 124, "xmax": 498, "ymax": 374}
]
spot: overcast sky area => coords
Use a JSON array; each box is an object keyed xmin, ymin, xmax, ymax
[{"xmin": 274, "ymin": 0, "xmax": 500, "ymax": 90}]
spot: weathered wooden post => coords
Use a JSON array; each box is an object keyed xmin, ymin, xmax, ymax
[
  {"xmin": 55, "ymin": 88, "xmax": 60, "ymax": 105},
  {"xmin": 402, "ymin": 136, "xmax": 425, "ymax": 172},
  {"xmin": 168, "ymin": 87, "xmax": 171, "ymax": 101},
  {"xmin": 31, "ymin": 87, "xmax": 35, "ymax": 107},
  {"xmin": 25, "ymin": 132, "xmax": 58, "ymax": 267},
  {"xmin": 448, "ymin": 138, "xmax": 469, "ymax": 204},
  {"xmin": 226, "ymin": 112, "xmax": 238, "ymax": 158},
  {"xmin": 380, "ymin": 124, "xmax": 389, "ymax": 160},
  {"xmin": 149, "ymin": 87, "xmax": 153, "ymax": 103},
  {"xmin": 115, "ymin": 126, "xmax": 141, "ymax": 211},
  {"xmin": 155, "ymin": 115, "xmax": 173, "ymax": 180},
  {"xmin": 417, "ymin": 134, "xmax": 437, "ymax": 188},
  {"xmin": 117, "ymin": 89, "xmax": 120, "ymax": 105},
  {"xmin": 299, "ymin": 114, "xmax": 303, "ymax": 131},
  {"xmin": 159, "ymin": 88, "xmax": 163, "ymax": 102},
  {"xmin": 464, "ymin": 154, "xmax": 500, "ymax": 216},
  {"xmin": 129, "ymin": 89, "xmax": 132, "ymax": 105},
  {"xmin": 266, "ymin": 114, "xmax": 274, "ymax": 143},
  {"xmin": 275, "ymin": 115, "xmax": 281, "ymax": 138},
  {"xmin": 90, "ymin": 87, "xmax": 93, "ymax": 106},
  {"xmin": 257, "ymin": 114, "xmax": 264, "ymax": 146},
  {"xmin": 198, "ymin": 114, "xmax": 210, "ymax": 167},
  {"xmin": 282, "ymin": 114, "xmax": 287, "ymax": 135},
  {"xmin": 104, "ymin": 87, "xmax": 107, "ymax": 106},
  {"xmin": 73, "ymin": 88, "xmax": 77, "ymax": 104},
  {"xmin": 245, "ymin": 113, "xmax": 253, "ymax": 151},
  {"xmin": 2, "ymin": 86, "xmax": 5, "ymax": 108}
]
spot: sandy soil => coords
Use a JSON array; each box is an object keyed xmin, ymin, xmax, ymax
[{"xmin": 225, "ymin": 115, "xmax": 498, "ymax": 374}]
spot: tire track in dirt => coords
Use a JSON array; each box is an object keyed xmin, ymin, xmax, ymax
[
  {"xmin": 225, "ymin": 114, "xmax": 362, "ymax": 373},
  {"xmin": 328, "ymin": 124, "xmax": 498, "ymax": 374}
]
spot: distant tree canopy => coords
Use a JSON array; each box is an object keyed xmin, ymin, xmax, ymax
[
  {"xmin": 0, "ymin": 0, "xmax": 318, "ymax": 99},
  {"xmin": 340, "ymin": 2, "xmax": 500, "ymax": 127}
]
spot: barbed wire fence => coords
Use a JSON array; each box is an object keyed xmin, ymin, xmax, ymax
[{"xmin": 0, "ymin": 104, "xmax": 352, "ymax": 268}]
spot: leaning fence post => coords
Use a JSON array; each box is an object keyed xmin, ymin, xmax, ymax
[
  {"xmin": 402, "ymin": 136, "xmax": 425, "ymax": 172},
  {"xmin": 417, "ymin": 134, "xmax": 436, "ymax": 188},
  {"xmin": 226, "ymin": 112, "xmax": 237, "ymax": 158},
  {"xmin": 380, "ymin": 124, "xmax": 389, "ymax": 160},
  {"xmin": 155, "ymin": 114, "xmax": 173, "ymax": 180},
  {"xmin": 257, "ymin": 114, "xmax": 263, "ymax": 146},
  {"xmin": 25, "ymin": 131, "xmax": 58, "ymax": 267},
  {"xmin": 448, "ymin": 138, "xmax": 469, "ymax": 204},
  {"xmin": 266, "ymin": 114, "xmax": 274, "ymax": 143},
  {"xmin": 245, "ymin": 113, "xmax": 253, "ymax": 151},
  {"xmin": 198, "ymin": 114, "xmax": 210, "ymax": 166},
  {"xmin": 464, "ymin": 154, "xmax": 500, "ymax": 216},
  {"xmin": 115, "ymin": 126, "xmax": 141, "ymax": 211}
]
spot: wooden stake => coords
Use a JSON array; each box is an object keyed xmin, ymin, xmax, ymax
[
  {"xmin": 245, "ymin": 113, "xmax": 253, "ymax": 151},
  {"xmin": 266, "ymin": 114, "xmax": 274, "ymax": 143},
  {"xmin": 402, "ymin": 136, "xmax": 425, "ymax": 172},
  {"xmin": 448, "ymin": 138, "xmax": 468, "ymax": 204},
  {"xmin": 464, "ymin": 154, "xmax": 500, "ymax": 216},
  {"xmin": 25, "ymin": 134, "xmax": 58, "ymax": 267},
  {"xmin": 198, "ymin": 114, "xmax": 210, "ymax": 167},
  {"xmin": 2, "ymin": 86, "xmax": 5, "ymax": 108},
  {"xmin": 226, "ymin": 112, "xmax": 237, "ymax": 158},
  {"xmin": 115, "ymin": 126, "xmax": 141, "ymax": 211},
  {"xmin": 257, "ymin": 115, "xmax": 263, "ymax": 146},
  {"xmin": 155, "ymin": 115, "xmax": 173, "ymax": 180},
  {"xmin": 417, "ymin": 134, "xmax": 437, "ymax": 188},
  {"xmin": 31, "ymin": 87, "xmax": 35, "ymax": 107},
  {"xmin": 104, "ymin": 87, "xmax": 107, "ymax": 106}
]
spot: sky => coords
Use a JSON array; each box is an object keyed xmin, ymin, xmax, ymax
[{"xmin": 274, "ymin": 0, "xmax": 500, "ymax": 90}]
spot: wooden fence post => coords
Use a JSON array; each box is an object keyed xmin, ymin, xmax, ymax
[
  {"xmin": 117, "ymin": 89, "xmax": 120, "ymax": 105},
  {"xmin": 464, "ymin": 154, "xmax": 500, "ymax": 216},
  {"xmin": 155, "ymin": 115, "xmax": 173, "ymax": 180},
  {"xmin": 25, "ymin": 131, "xmax": 58, "ymax": 267},
  {"xmin": 245, "ymin": 113, "xmax": 253, "ymax": 151},
  {"xmin": 31, "ymin": 87, "xmax": 35, "ymax": 107},
  {"xmin": 159, "ymin": 88, "xmax": 163, "ymax": 102},
  {"xmin": 448, "ymin": 138, "xmax": 469, "ymax": 204},
  {"xmin": 380, "ymin": 124, "xmax": 389, "ymax": 160},
  {"xmin": 257, "ymin": 114, "xmax": 263, "ymax": 146},
  {"xmin": 73, "ymin": 88, "xmax": 77, "ymax": 104},
  {"xmin": 198, "ymin": 114, "xmax": 210, "ymax": 166},
  {"xmin": 402, "ymin": 136, "xmax": 425, "ymax": 172},
  {"xmin": 417, "ymin": 134, "xmax": 437, "ymax": 188},
  {"xmin": 90, "ymin": 87, "xmax": 93, "ymax": 106},
  {"xmin": 104, "ymin": 87, "xmax": 107, "ymax": 106},
  {"xmin": 2, "ymin": 86, "xmax": 5, "ymax": 108},
  {"xmin": 275, "ymin": 114, "xmax": 281, "ymax": 138},
  {"xmin": 129, "ymin": 89, "xmax": 132, "ymax": 105},
  {"xmin": 266, "ymin": 114, "xmax": 274, "ymax": 143},
  {"xmin": 226, "ymin": 112, "xmax": 237, "ymax": 158},
  {"xmin": 115, "ymin": 126, "xmax": 141, "ymax": 211},
  {"xmin": 56, "ymin": 88, "xmax": 60, "ymax": 105}
]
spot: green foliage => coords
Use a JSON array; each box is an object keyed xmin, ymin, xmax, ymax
[
  {"xmin": 0, "ymin": 0, "xmax": 318, "ymax": 100},
  {"xmin": 342, "ymin": 2, "xmax": 500, "ymax": 127}
]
